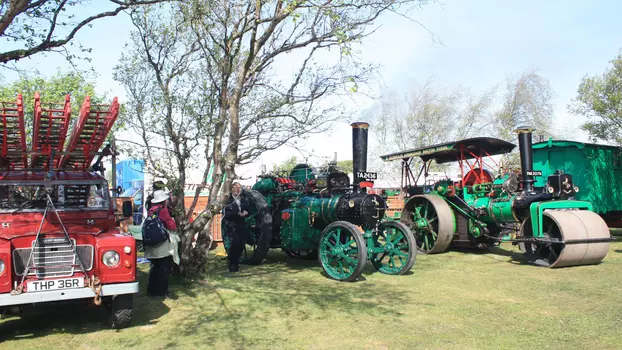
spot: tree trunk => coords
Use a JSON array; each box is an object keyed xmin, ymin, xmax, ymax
[{"xmin": 178, "ymin": 207, "xmax": 219, "ymax": 277}]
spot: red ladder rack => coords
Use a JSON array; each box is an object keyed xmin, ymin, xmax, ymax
[
  {"xmin": 0, "ymin": 94, "xmax": 28, "ymax": 169},
  {"xmin": 29, "ymin": 92, "xmax": 72, "ymax": 169},
  {"xmin": 59, "ymin": 96, "xmax": 119, "ymax": 170}
]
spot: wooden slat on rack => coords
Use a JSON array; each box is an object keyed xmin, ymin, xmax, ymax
[
  {"xmin": 59, "ymin": 96, "xmax": 119, "ymax": 170},
  {"xmin": 29, "ymin": 93, "xmax": 72, "ymax": 169},
  {"xmin": 0, "ymin": 93, "xmax": 28, "ymax": 169}
]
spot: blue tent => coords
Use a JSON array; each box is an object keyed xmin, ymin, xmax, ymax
[{"xmin": 116, "ymin": 160, "xmax": 145, "ymax": 192}]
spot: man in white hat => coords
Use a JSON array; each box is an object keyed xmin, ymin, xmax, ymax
[{"xmin": 144, "ymin": 189, "xmax": 180, "ymax": 297}]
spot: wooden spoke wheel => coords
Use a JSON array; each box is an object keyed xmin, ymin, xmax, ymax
[{"xmin": 221, "ymin": 189, "xmax": 273, "ymax": 265}]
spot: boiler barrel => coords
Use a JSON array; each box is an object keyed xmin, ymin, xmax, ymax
[
  {"xmin": 298, "ymin": 193, "xmax": 386, "ymax": 229},
  {"xmin": 472, "ymin": 197, "xmax": 517, "ymax": 223}
]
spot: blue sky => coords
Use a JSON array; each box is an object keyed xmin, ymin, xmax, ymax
[
  {"xmin": 2, "ymin": 0, "xmax": 621, "ymax": 183},
  {"xmin": 362, "ymin": 0, "xmax": 622, "ymax": 127}
]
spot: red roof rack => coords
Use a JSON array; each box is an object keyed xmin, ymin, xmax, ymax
[{"xmin": 0, "ymin": 93, "xmax": 119, "ymax": 172}]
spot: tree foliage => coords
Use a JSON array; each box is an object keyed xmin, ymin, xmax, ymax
[
  {"xmin": 367, "ymin": 69, "xmax": 556, "ymax": 183},
  {"xmin": 336, "ymin": 160, "xmax": 353, "ymax": 173},
  {"xmin": 179, "ymin": 0, "xmax": 410, "ymax": 203},
  {"xmin": 112, "ymin": 4, "xmax": 219, "ymax": 276},
  {"xmin": 271, "ymin": 156, "xmax": 351, "ymax": 175},
  {"xmin": 569, "ymin": 50, "xmax": 622, "ymax": 145},
  {"xmin": 493, "ymin": 68, "xmax": 554, "ymax": 143},
  {"xmin": 368, "ymin": 79, "xmax": 497, "ymax": 181},
  {"xmin": 271, "ymin": 155, "xmax": 310, "ymax": 172},
  {"xmin": 391, "ymin": 80, "xmax": 495, "ymax": 151},
  {"xmin": 0, "ymin": 0, "xmax": 173, "ymax": 69},
  {"xmin": 489, "ymin": 69, "xmax": 556, "ymax": 169}
]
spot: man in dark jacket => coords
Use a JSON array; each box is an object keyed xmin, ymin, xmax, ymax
[{"xmin": 222, "ymin": 182, "xmax": 249, "ymax": 272}]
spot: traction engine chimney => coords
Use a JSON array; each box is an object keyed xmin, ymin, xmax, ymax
[
  {"xmin": 515, "ymin": 126, "xmax": 535, "ymax": 194},
  {"xmin": 351, "ymin": 122, "xmax": 369, "ymax": 193}
]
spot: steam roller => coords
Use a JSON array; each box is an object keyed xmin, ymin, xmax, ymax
[{"xmin": 380, "ymin": 126, "xmax": 614, "ymax": 268}]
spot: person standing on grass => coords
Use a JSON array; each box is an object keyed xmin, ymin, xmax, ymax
[
  {"xmin": 144, "ymin": 190, "xmax": 180, "ymax": 297},
  {"xmin": 145, "ymin": 181, "xmax": 166, "ymax": 209},
  {"xmin": 222, "ymin": 182, "xmax": 249, "ymax": 272}
]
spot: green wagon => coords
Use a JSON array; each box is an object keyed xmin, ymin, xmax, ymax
[{"xmin": 532, "ymin": 138, "xmax": 622, "ymax": 227}]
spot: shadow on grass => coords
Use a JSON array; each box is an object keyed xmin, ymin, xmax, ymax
[
  {"xmin": 171, "ymin": 248, "xmax": 417, "ymax": 349},
  {"xmin": 447, "ymin": 245, "xmax": 530, "ymax": 265},
  {"xmin": 0, "ymin": 248, "xmax": 419, "ymax": 347},
  {"xmin": 0, "ymin": 269, "xmax": 170, "ymax": 341},
  {"xmin": 246, "ymin": 248, "xmax": 415, "ymax": 280},
  {"xmin": 448, "ymin": 242, "xmax": 621, "ymax": 267}
]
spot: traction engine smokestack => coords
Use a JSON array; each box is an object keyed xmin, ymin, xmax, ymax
[
  {"xmin": 516, "ymin": 126, "xmax": 535, "ymax": 194},
  {"xmin": 351, "ymin": 122, "xmax": 369, "ymax": 193}
]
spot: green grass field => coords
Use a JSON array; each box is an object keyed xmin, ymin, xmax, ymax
[{"xmin": 1, "ymin": 237, "xmax": 621, "ymax": 350}]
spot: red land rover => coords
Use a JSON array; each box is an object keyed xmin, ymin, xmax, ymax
[{"xmin": 0, "ymin": 92, "xmax": 138, "ymax": 328}]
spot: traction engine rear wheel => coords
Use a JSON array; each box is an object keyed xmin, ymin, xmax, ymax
[
  {"xmin": 318, "ymin": 221, "xmax": 367, "ymax": 282},
  {"xmin": 400, "ymin": 194, "xmax": 455, "ymax": 254},
  {"xmin": 371, "ymin": 221, "xmax": 417, "ymax": 275},
  {"xmin": 222, "ymin": 189, "xmax": 273, "ymax": 265},
  {"xmin": 519, "ymin": 210, "xmax": 611, "ymax": 268}
]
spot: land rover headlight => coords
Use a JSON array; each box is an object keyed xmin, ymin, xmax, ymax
[
  {"xmin": 0, "ymin": 259, "xmax": 5, "ymax": 274},
  {"xmin": 102, "ymin": 251, "xmax": 120, "ymax": 267}
]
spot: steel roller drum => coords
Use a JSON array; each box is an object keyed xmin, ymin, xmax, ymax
[{"xmin": 543, "ymin": 210, "xmax": 611, "ymax": 268}]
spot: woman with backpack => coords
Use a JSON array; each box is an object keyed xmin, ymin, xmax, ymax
[{"xmin": 144, "ymin": 190, "xmax": 180, "ymax": 298}]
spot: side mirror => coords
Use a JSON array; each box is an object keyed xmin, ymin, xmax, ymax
[{"xmin": 122, "ymin": 200, "xmax": 133, "ymax": 217}]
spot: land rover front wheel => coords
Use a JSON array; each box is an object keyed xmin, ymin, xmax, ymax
[{"xmin": 107, "ymin": 294, "xmax": 133, "ymax": 329}]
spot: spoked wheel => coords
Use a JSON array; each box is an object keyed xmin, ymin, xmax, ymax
[
  {"xmin": 221, "ymin": 189, "xmax": 272, "ymax": 265},
  {"xmin": 318, "ymin": 221, "xmax": 367, "ymax": 282},
  {"xmin": 519, "ymin": 210, "xmax": 611, "ymax": 268},
  {"xmin": 283, "ymin": 248, "xmax": 318, "ymax": 260},
  {"xmin": 400, "ymin": 194, "xmax": 455, "ymax": 254},
  {"xmin": 371, "ymin": 221, "xmax": 417, "ymax": 275}
]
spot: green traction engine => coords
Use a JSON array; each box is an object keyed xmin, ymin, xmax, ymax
[
  {"xmin": 223, "ymin": 122, "xmax": 417, "ymax": 282},
  {"xmin": 380, "ymin": 127, "xmax": 614, "ymax": 268}
]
